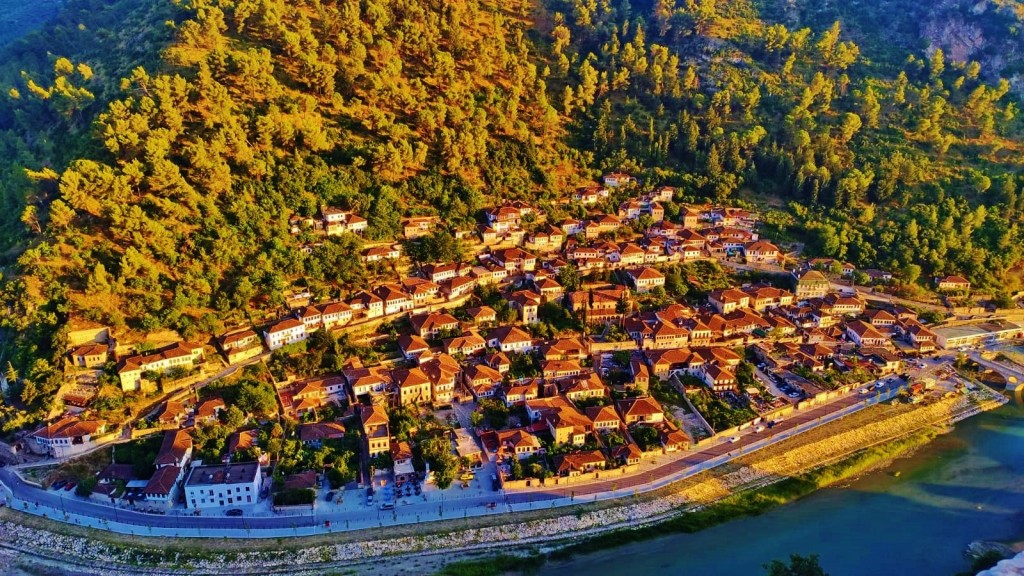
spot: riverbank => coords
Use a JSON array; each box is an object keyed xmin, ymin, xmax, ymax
[
  {"xmin": 0, "ymin": 389, "xmax": 1003, "ymax": 575},
  {"xmin": 548, "ymin": 427, "xmax": 939, "ymax": 561}
]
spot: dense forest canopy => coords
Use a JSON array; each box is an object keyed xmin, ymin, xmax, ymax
[{"xmin": 2, "ymin": 0, "xmax": 1024, "ymax": 420}]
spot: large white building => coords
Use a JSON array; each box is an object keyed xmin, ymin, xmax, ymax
[
  {"xmin": 263, "ymin": 317, "xmax": 308, "ymax": 350},
  {"xmin": 117, "ymin": 342, "xmax": 205, "ymax": 392},
  {"xmin": 934, "ymin": 320, "xmax": 1024, "ymax": 349},
  {"xmin": 184, "ymin": 462, "xmax": 263, "ymax": 510}
]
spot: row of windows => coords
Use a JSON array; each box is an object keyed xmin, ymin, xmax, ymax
[
  {"xmin": 190, "ymin": 495, "xmax": 253, "ymax": 506},
  {"xmin": 198, "ymin": 485, "xmax": 252, "ymax": 496}
]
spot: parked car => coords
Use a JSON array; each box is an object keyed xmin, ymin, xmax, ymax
[
  {"xmin": 63, "ymin": 481, "xmax": 76, "ymax": 491},
  {"xmin": 380, "ymin": 502, "xmax": 395, "ymax": 511},
  {"xmin": 366, "ymin": 494, "xmax": 374, "ymax": 506},
  {"xmin": 727, "ymin": 436, "xmax": 740, "ymax": 443},
  {"xmin": 325, "ymin": 491, "xmax": 335, "ymax": 502},
  {"xmin": 754, "ymin": 425, "xmax": 765, "ymax": 433},
  {"xmin": 225, "ymin": 509, "xmax": 244, "ymax": 517},
  {"xmin": 859, "ymin": 387, "xmax": 869, "ymax": 394}
]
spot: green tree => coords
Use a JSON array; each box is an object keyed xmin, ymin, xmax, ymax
[
  {"xmin": 557, "ymin": 263, "xmax": 582, "ymax": 292},
  {"xmin": 75, "ymin": 476, "xmax": 98, "ymax": 497},
  {"xmin": 419, "ymin": 435, "xmax": 458, "ymax": 489},
  {"xmin": 47, "ymin": 200, "xmax": 75, "ymax": 230},
  {"xmin": 408, "ymin": 228, "xmax": 465, "ymax": 263},
  {"xmin": 764, "ymin": 554, "xmax": 829, "ymax": 576},
  {"xmin": 236, "ymin": 380, "xmax": 278, "ymax": 417},
  {"xmin": 222, "ymin": 405, "xmax": 246, "ymax": 429},
  {"xmin": 900, "ymin": 263, "xmax": 922, "ymax": 285},
  {"xmin": 859, "ymin": 87, "xmax": 881, "ymax": 129},
  {"xmin": 509, "ymin": 456, "xmax": 524, "ymax": 480}
]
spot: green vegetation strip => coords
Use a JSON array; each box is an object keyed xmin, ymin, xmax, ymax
[{"xmin": 435, "ymin": 554, "xmax": 547, "ymax": 576}]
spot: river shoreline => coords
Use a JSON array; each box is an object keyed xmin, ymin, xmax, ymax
[{"xmin": 448, "ymin": 426, "xmax": 943, "ymax": 576}]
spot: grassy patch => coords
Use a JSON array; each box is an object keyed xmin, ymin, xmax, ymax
[{"xmin": 435, "ymin": 554, "xmax": 546, "ymax": 576}]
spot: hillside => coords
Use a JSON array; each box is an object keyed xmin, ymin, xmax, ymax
[
  {"xmin": 548, "ymin": 0, "xmax": 1024, "ymax": 280},
  {"xmin": 2, "ymin": 0, "xmax": 1024, "ymax": 420},
  {"xmin": 0, "ymin": 0, "xmax": 63, "ymax": 49}
]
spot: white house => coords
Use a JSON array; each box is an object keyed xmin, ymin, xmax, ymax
[
  {"xmin": 184, "ymin": 462, "xmax": 263, "ymax": 510},
  {"xmin": 486, "ymin": 326, "xmax": 534, "ymax": 353},
  {"xmin": 264, "ymin": 318, "xmax": 308, "ymax": 350},
  {"xmin": 117, "ymin": 342, "xmax": 205, "ymax": 392},
  {"xmin": 29, "ymin": 417, "xmax": 107, "ymax": 459}
]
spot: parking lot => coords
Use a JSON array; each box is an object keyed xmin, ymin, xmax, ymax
[{"xmin": 754, "ymin": 364, "xmax": 802, "ymax": 401}]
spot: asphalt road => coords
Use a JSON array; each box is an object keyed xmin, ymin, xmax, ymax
[
  {"xmin": 0, "ymin": 364, "xmax": 935, "ymax": 534},
  {"xmin": 0, "ymin": 467, "xmax": 507, "ymax": 532},
  {"xmin": 0, "ymin": 378, "xmax": 897, "ymax": 533},
  {"xmin": 507, "ymin": 381, "xmax": 906, "ymax": 503}
]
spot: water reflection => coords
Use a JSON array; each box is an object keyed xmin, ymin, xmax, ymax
[{"xmin": 542, "ymin": 402, "xmax": 1024, "ymax": 576}]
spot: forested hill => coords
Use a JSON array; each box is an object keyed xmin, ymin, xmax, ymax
[{"xmin": 3, "ymin": 0, "xmax": 1024, "ymax": 417}]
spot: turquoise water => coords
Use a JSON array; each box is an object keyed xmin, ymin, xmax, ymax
[{"xmin": 541, "ymin": 402, "xmax": 1024, "ymax": 576}]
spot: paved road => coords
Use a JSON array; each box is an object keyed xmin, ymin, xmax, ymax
[
  {"xmin": 0, "ymin": 467, "xmax": 505, "ymax": 534},
  {"xmin": 0, "ymin": 350, "xmax": 980, "ymax": 536},
  {"xmin": 0, "ymin": 374, "xmax": 913, "ymax": 536},
  {"xmin": 506, "ymin": 381, "xmax": 907, "ymax": 504}
]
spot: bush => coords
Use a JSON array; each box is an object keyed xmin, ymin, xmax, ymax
[
  {"xmin": 75, "ymin": 476, "xmax": 97, "ymax": 497},
  {"xmin": 273, "ymin": 488, "xmax": 316, "ymax": 506},
  {"xmin": 631, "ymin": 425, "xmax": 660, "ymax": 451},
  {"xmin": 326, "ymin": 466, "xmax": 354, "ymax": 489}
]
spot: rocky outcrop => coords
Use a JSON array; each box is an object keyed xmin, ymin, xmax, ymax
[
  {"xmin": 968, "ymin": 540, "xmax": 1016, "ymax": 560},
  {"xmin": 977, "ymin": 550, "xmax": 1024, "ymax": 576},
  {"xmin": 921, "ymin": 16, "xmax": 986, "ymax": 63},
  {"xmin": 918, "ymin": 0, "xmax": 1024, "ymax": 94}
]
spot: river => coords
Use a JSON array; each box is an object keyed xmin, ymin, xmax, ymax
[{"xmin": 541, "ymin": 399, "xmax": 1024, "ymax": 576}]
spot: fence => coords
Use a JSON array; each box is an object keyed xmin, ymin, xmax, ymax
[
  {"xmin": 670, "ymin": 375, "xmax": 716, "ymax": 436},
  {"xmin": 589, "ymin": 341, "xmax": 638, "ymax": 353}
]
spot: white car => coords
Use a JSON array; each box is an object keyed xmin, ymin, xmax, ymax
[
  {"xmin": 754, "ymin": 425, "xmax": 765, "ymax": 433},
  {"xmin": 876, "ymin": 381, "xmax": 886, "ymax": 388},
  {"xmin": 728, "ymin": 436, "xmax": 740, "ymax": 443},
  {"xmin": 858, "ymin": 387, "xmax": 869, "ymax": 394}
]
